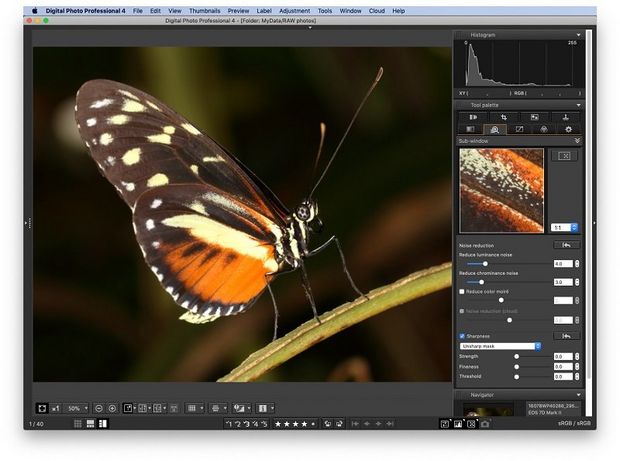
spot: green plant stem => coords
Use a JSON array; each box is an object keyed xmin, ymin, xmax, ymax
[{"xmin": 218, "ymin": 261, "xmax": 452, "ymax": 382}]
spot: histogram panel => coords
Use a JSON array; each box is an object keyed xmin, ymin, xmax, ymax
[{"xmin": 455, "ymin": 39, "xmax": 585, "ymax": 88}]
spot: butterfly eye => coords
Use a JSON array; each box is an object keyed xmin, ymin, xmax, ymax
[{"xmin": 296, "ymin": 205, "xmax": 310, "ymax": 221}]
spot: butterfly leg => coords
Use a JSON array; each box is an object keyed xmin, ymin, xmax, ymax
[
  {"xmin": 266, "ymin": 282, "xmax": 280, "ymax": 341},
  {"xmin": 300, "ymin": 261, "xmax": 321, "ymax": 325},
  {"xmin": 308, "ymin": 236, "xmax": 368, "ymax": 300}
]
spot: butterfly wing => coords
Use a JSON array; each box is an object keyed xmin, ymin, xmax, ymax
[
  {"xmin": 74, "ymin": 79, "xmax": 289, "ymax": 221},
  {"xmin": 133, "ymin": 184, "xmax": 282, "ymax": 323},
  {"xmin": 74, "ymin": 79, "xmax": 289, "ymax": 322}
]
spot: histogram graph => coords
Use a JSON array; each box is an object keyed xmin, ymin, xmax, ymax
[{"xmin": 455, "ymin": 40, "xmax": 585, "ymax": 88}]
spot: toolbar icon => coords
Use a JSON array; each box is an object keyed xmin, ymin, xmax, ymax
[
  {"xmin": 169, "ymin": 403, "xmax": 180, "ymax": 414},
  {"xmin": 255, "ymin": 403, "xmax": 275, "ymax": 414},
  {"xmin": 49, "ymin": 403, "xmax": 61, "ymax": 413},
  {"xmin": 185, "ymin": 403, "xmax": 205, "ymax": 413},
  {"xmin": 232, "ymin": 403, "xmax": 251, "ymax": 414},
  {"xmin": 35, "ymin": 403, "xmax": 48, "ymax": 414},
  {"xmin": 209, "ymin": 403, "xmax": 228, "ymax": 414},
  {"xmin": 97, "ymin": 418, "xmax": 109, "ymax": 429}
]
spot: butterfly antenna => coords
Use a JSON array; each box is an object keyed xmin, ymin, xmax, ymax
[
  {"xmin": 309, "ymin": 122, "xmax": 327, "ymax": 186},
  {"xmin": 309, "ymin": 66, "xmax": 383, "ymax": 198}
]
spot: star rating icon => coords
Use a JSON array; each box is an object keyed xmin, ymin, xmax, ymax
[{"xmin": 273, "ymin": 418, "xmax": 318, "ymax": 429}]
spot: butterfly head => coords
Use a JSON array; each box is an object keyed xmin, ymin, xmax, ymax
[{"xmin": 294, "ymin": 199, "xmax": 323, "ymax": 233}]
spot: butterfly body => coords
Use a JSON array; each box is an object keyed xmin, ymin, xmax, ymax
[
  {"xmin": 74, "ymin": 79, "xmax": 354, "ymax": 329},
  {"xmin": 276, "ymin": 199, "xmax": 321, "ymax": 269}
]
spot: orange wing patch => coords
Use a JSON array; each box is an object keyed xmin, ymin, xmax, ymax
[
  {"xmin": 200, "ymin": 251, "xmax": 274, "ymax": 304},
  {"xmin": 132, "ymin": 185, "xmax": 284, "ymax": 324},
  {"xmin": 159, "ymin": 239, "xmax": 276, "ymax": 323}
]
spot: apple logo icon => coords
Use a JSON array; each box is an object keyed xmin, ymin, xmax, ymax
[{"xmin": 32, "ymin": 8, "xmax": 38, "ymax": 14}]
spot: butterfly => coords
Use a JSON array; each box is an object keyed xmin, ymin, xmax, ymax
[{"xmin": 74, "ymin": 70, "xmax": 381, "ymax": 337}]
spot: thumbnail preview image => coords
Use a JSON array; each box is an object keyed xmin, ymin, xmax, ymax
[{"xmin": 459, "ymin": 148, "xmax": 544, "ymax": 233}]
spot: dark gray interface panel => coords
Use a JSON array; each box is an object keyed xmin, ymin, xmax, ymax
[{"xmin": 452, "ymin": 29, "xmax": 594, "ymax": 427}]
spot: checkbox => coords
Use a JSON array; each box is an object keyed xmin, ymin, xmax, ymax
[
  {"xmin": 459, "ymin": 309, "xmax": 465, "ymax": 314},
  {"xmin": 459, "ymin": 289, "xmax": 465, "ymax": 294}
]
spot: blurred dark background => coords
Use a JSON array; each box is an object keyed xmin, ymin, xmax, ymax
[{"xmin": 33, "ymin": 47, "xmax": 452, "ymax": 382}]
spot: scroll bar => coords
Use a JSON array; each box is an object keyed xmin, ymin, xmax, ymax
[{"xmin": 585, "ymin": 28, "xmax": 593, "ymax": 417}]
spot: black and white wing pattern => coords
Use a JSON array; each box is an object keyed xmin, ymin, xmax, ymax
[
  {"xmin": 75, "ymin": 79, "xmax": 288, "ymax": 218},
  {"xmin": 75, "ymin": 79, "xmax": 288, "ymax": 323}
]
